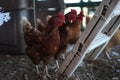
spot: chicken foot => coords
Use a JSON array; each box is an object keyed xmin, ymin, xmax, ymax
[
  {"xmin": 43, "ymin": 65, "xmax": 51, "ymax": 80},
  {"xmin": 36, "ymin": 65, "xmax": 40, "ymax": 75},
  {"xmin": 55, "ymin": 60, "xmax": 60, "ymax": 72},
  {"xmin": 24, "ymin": 73, "xmax": 29, "ymax": 80}
]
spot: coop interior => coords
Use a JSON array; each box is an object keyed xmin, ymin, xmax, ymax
[{"xmin": 0, "ymin": 0, "xmax": 120, "ymax": 80}]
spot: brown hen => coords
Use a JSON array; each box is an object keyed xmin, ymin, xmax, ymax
[
  {"xmin": 68, "ymin": 11, "xmax": 84, "ymax": 44},
  {"xmin": 54, "ymin": 9, "xmax": 78, "ymax": 69},
  {"xmin": 22, "ymin": 13, "xmax": 65, "ymax": 78}
]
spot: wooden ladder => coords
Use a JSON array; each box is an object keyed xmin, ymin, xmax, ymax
[{"xmin": 57, "ymin": 0, "xmax": 120, "ymax": 78}]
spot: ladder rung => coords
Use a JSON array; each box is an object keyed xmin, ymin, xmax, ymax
[{"xmin": 87, "ymin": 33, "xmax": 110, "ymax": 52}]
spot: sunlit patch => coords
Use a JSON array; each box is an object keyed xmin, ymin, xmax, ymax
[{"xmin": 0, "ymin": 7, "xmax": 11, "ymax": 27}]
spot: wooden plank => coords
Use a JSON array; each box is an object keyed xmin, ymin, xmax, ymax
[
  {"xmin": 94, "ymin": 0, "xmax": 110, "ymax": 15},
  {"xmin": 80, "ymin": 0, "xmax": 110, "ymax": 44},
  {"xmin": 78, "ymin": 16, "xmax": 106, "ymax": 55},
  {"xmin": 104, "ymin": 0, "xmax": 120, "ymax": 18},
  {"xmin": 58, "ymin": 51, "xmax": 76, "ymax": 75},
  {"xmin": 102, "ymin": 16, "xmax": 119, "ymax": 34},
  {"xmin": 79, "ymin": 14, "xmax": 100, "ymax": 44},
  {"xmin": 85, "ymin": 43, "xmax": 107, "ymax": 61},
  {"xmin": 108, "ymin": 16, "xmax": 120, "ymax": 36},
  {"xmin": 58, "ymin": 37, "xmax": 82, "ymax": 75},
  {"xmin": 88, "ymin": 33, "xmax": 110, "ymax": 52},
  {"xmin": 63, "ymin": 54, "xmax": 81, "ymax": 77}
]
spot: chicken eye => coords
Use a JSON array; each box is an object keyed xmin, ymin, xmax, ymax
[{"xmin": 51, "ymin": 21, "xmax": 56, "ymax": 25}]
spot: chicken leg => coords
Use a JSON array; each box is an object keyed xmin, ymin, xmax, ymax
[
  {"xmin": 55, "ymin": 60, "xmax": 60, "ymax": 72},
  {"xmin": 35, "ymin": 65, "xmax": 40, "ymax": 75},
  {"xmin": 43, "ymin": 65, "xmax": 51, "ymax": 79}
]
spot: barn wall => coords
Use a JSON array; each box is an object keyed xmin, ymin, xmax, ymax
[{"xmin": 0, "ymin": 0, "xmax": 35, "ymax": 54}]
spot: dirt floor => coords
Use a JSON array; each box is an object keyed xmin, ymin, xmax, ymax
[{"xmin": 0, "ymin": 45, "xmax": 120, "ymax": 80}]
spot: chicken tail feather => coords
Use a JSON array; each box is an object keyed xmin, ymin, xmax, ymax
[
  {"xmin": 21, "ymin": 16, "xmax": 31, "ymax": 27},
  {"xmin": 21, "ymin": 16, "xmax": 33, "ymax": 32}
]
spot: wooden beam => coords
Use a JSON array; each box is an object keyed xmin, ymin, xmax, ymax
[{"xmin": 65, "ymin": 2, "xmax": 101, "ymax": 8}]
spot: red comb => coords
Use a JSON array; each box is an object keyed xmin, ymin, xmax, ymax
[
  {"xmin": 79, "ymin": 11, "xmax": 84, "ymax": 17},
  {"xmin": 71, "ymin": 9, "xmax": 77, "ymax": 15},
  {"xmin": 78, "ymin": 11, "xmax": 84, "ymax": 21},
  {"xmin": 58, "ymin": 12, "xmax": 65, "ymax": 21}
]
